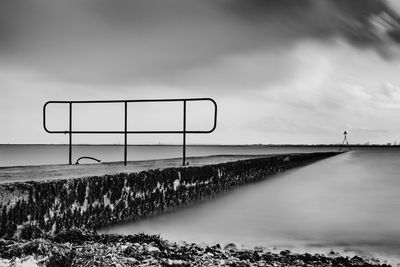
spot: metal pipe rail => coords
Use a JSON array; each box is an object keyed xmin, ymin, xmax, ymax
[
  {"xmin": 75, "ymin": 156, "xmax": 101, "ymax": 164},
  {"xmin": 43, "ymin": 98, "xmax": 217, "ymax": 166}
]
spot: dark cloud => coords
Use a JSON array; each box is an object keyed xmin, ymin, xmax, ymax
[
  {"xmin": 1, "ymin": 0, "xmax": 400, "ymax": 85},
  {"xmin": 222, "ymin": 0, "xmax": 400, "ymax": 45}
]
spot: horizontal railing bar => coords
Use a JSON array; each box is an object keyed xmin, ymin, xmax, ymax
[
  {"xmin": 45, "ymin": 130, "xmax": 214, "ymax": 134},
  {"xmin": 44, "ymin": 98, "xmax": 215, "ymax": 104}
]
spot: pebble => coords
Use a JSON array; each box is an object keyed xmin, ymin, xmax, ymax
[
  {"xmin": 0, "ymin": 230, "xmax": 392, "ymax": 267},
  {"xmin": 147, "ymin": 245, "xmax": 160, "ymax": 253}
]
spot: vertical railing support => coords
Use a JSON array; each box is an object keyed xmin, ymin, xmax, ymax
[
  {"xmin": 124, "ymin": 101, "xmax": 128, "ymax": 166},
  {"xmin": 183, "ymin": 100, "xmax": 186, "ymax": 166},
  {"xmin": 69, "ymin": 102, "xmax": 72, "ymax": 165}
]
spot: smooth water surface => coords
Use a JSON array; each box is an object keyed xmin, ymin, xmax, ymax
[
  {"xmin": 0, "ymin": 145, "xmax": 334, "ymax": 167},
  {"xmin": 100, "ymin": 149, "xmax": 400, "ymax": 264}
]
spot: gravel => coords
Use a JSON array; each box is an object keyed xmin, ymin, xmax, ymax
[{"xmin": 0, "ymin": 228, "xmax": 391, "ymax": 267}]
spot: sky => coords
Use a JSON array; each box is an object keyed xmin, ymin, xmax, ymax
[{"xmin": 2, "ymin": 0, "xmax": 400, "ymax": 145}]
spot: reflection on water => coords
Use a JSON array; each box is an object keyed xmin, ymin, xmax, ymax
[{"xmin": 100, "ymin": 149, "xmax": 400, "ymax": 264}]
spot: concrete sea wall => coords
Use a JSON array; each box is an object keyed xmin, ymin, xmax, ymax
[{"xmin": 0, "ymin": 152, "xmax": 339, "ymax": 238}]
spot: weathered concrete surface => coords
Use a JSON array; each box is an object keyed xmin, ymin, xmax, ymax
[
  {"xmin": 0, "ymin": 152, "xmax": 340, "ymax": 238},
  {"xmin": 0, "ymin": 155, "xmax": 266, "ymax": 184}
]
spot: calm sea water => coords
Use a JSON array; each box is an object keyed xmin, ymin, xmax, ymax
[
  {"xmin": 98, "ymin": 148, "xmax": 400, "ymax": 264},
  {"xmin": 0, "ymin": 145, "xmax": 334, "ymax": 167}
]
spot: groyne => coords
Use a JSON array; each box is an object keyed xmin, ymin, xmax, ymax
[{"xmin": 0, "ymin": 152, "xmax": 340, "ymax": 238}]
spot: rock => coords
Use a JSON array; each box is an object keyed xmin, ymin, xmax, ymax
[
  {"xmin": 233, "ymin": 250, "xmax": 261, "ymax": 262},
  {"xmin": 229, "ymin": 261, "xmax": 250, "ymax": 267},
  {"xmin": 279, "ymin": 249, "xmax": 291, "ymax": 256},
  {"xmin": 166, "ymin": 259, "xmax": 185, "ymax": 266},
  {"xmin": 211, "ymin": 244, "xmax": 221, "ymax": 250},
  {"xmin": 224, "ymin": 243, "xmax": 237, "ymax": 251},
  {"xmin": 0, "ymin": 231, "xmax": 389, "ymax": 267},
  {"xmin": 328, "ymin": 250, "xmax": 338, "ymax": 256},
  {"xmin": 147, "ymin": 245, "xmax": 160, "ymax": 253},
  {"xmin": 253, "ymin": 246, "xmax": 265, "ymax": 253}
]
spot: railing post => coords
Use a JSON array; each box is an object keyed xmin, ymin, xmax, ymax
[
  {"xmin": 69, "ymin": 102, "xmax": 72, "ymax": 165},
  {"xmin": 124, "ymin": 101, "xmax": 128, "ymax": 166},
  {"xmin": 183, "ymin": 100, "xmax": 186, "ymax": 166}
]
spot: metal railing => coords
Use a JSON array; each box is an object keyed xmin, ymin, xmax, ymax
[{"xmin": 43, "ymin": 98, "xmax": 217, "ymax": 166}]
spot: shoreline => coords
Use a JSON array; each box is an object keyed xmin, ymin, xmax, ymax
[
  {"xmin": 0, "ymin": 229, "xmax": 391, "ymax": 267},
  {"xmin": 0, "ymin": 144, "xmax": 398, "ymax": 147}
]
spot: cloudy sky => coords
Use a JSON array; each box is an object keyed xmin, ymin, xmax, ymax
[{"xmin": 2, "ymin": 0, "xmax": 400, "ymax": 145}]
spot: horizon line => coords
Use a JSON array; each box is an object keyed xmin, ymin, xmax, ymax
[{"xmin": 0, "ymin": 143, "xmax": 398, "ymax": 146}]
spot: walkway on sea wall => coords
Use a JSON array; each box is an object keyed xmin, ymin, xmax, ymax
[{"xmin": 0, "ymin": 155, "xmax": 265, "ymax": 184}]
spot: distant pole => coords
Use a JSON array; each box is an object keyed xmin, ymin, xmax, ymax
[
  {"xmin": 182, "ymin": 100, "xmax": 187, "ymax": 166},
  {"xmin": 339, "ymin": 131, "xmax": 351, "ymax": 151},
  {"xmin": 124, "ymin": 101, "xmax": 127, "ymax": 166},
  {"xmin": 69, "ymin": 102, "xmax": 72, "ymax": 165}
]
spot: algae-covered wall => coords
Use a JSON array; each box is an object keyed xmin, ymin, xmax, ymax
[{"xmin": 0, "ymin": 152, "xmax": 339, "ymax": 238}]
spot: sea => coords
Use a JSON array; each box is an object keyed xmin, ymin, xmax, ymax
[
  {"xmin": 1, "ymin": 145, "xmax": 400, "ymax": 264},
  {"xmin": 0, "ymin": 144, "xmax": 335, "ymax": 167}
]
